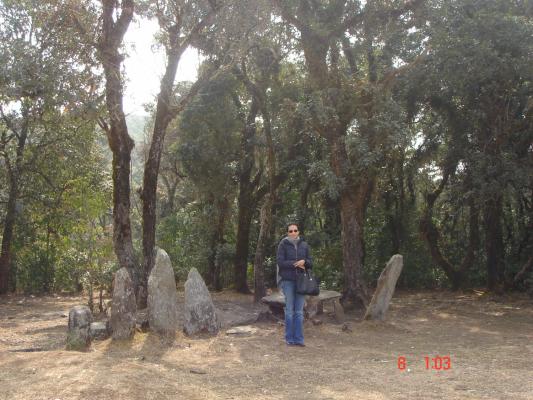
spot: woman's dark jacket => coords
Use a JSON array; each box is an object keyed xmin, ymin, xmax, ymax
[{"xmin": 276, "ymin": 237, "xmax": 313, "ymax": 282}]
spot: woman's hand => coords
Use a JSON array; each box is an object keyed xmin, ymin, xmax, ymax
[{"xmin": 293, "ymin": 260, "xmax": 305, "ymax": 269}]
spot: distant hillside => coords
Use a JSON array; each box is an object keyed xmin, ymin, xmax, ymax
[
  {"xmin": 126, "ymin": 114, "xmax": 149, "ymax": 144},
  {"xmin": 125, "ymin": 114, "xmax": 150, "ymax": 186}
]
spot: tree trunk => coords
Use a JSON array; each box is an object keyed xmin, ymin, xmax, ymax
[
  {"xmin": 0, "ymin": 112, "xmax": 28, "ymax": 294},
  {"xmin": 387, "ymin": 152, "xmax": 406, "ymax": 255},
  {"xmin": 87, "ymin": 277, "xmax": 94, "ymax": 313},
  {"xmin": 250, "ymin": 73, "xmax": 278, "ymax": 298},
  {"xmin": 420, "ymin": 212, "xmax": 463, "ymax": 290},
  {"xmin": 484, "ymin": 196, "xmax": 505, "ymax": 291},
  {"xmin": 383, "ymin": 189, "xmax": 401, "ymax": 255},
  {"xmin": 301, "ymin": 18, "xmax": 371, "ymax": 310},
  {"xmin": 0, "ymin": 170, "xmax": 20, "ymax": 293},
  {"xmin": 338, "ymin": 188, "xmax": 371, "ymax": 309},
  {"xmin": 330, "ymin": 135, "xmax": 370, "ymax": 308},
  {"xmin": 251, "ymin": 77, "xmax": 277, "ymax": 303},
  {"xmin": 215, "ymin": 197, "xmax": 230, "ymax": 291},
  {"xmin": 139, "ymin": 45, "xmax": 181, "ymax": 307},
  {"xmin": 139, "ymin": 5, "xmax": 219, "ymax": 307},
  {"xmin": 322, "ymin": 193, "xmax": 341, "ymax": 245},
  {"xmin": 99, "ymin": 287, "xmax": 104, "ymax": 313},
  {"xmin": 253, "ymin": 195, "xmax": 273, "ymax": 302},
  {"xmin": 419, "ymin": 177, "xmax": 478, "ymax": 291},
  {"xmin": 233, "ymin": 97, "xmax": 259, "ymax": 294},
  {"xmin": 43, "ymin": 224, "xmax": 54, "ymax": 293},
  {"xmin": 298, "ymin": 179, "xmax": 313, "ymax": 234},
  {"xmin": 159, "ymin": 175, "xmax": 178, "ymax": 218},
  {"xmin": 206, "ymin": 195, "xmax": 217, "ymax": 288},
  {"xmin": 207, "ymin": 197, "xmax": 230, "ymax": 291},
  {"xmin": 234, "ymin": 192, "xmax": 254, "ymax": 293},
  {"xmin": 234, "ymin": 203, "xmax": 254, "ymax": 294},
  {"xmin": 110, "ymin": 148, "xmax": 136, "ymax": 270},
  {"xmin": 459, "ymin": 198, "xmax": 479, "ymax": 277},
  {"xmin": 97, "ymin": 0, "xmax": 136, "ymax": 281},
  {"xmin": 273, "ymin": 0, "xmax": 421, "ymax": 313}
]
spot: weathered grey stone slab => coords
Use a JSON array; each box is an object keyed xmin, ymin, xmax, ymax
[
  {"xmin": 148, "ymin": 248, "xmax": 179, "ymax": 335},
  {"xmin": 260, "ymin": 291, "xmax": 285, "ymax": 310},
  {"xmin": 110, "ymin": 267, "xmax": 136, "ymax": 340},
  {"xmin": 89, "ymin": 321, "xmax": 110, "ymax": 340},
  {"xmin": 66, "ymin": 305, "xmax": 92, "ymax": 351},
  {"xmin": 305, "ymin": 296, "xmax": 323, "ymax": 318},
  {"xmin": 261, "ymin": 289, "xmax": 344, "ymax": 322},
  {"xmin": 216, "ymin": 304, "xmax": 261, "ymax": 328},
  {"xmin": 364, "ymin": 254, "xmax": 403, "ymax": 320},
  {"xmin": 225, "ymin": 326, "xmax": 257, "ymax": 336},
  {"xmin": 183, "ymin": 268, "xmax": 220, "ymax": 336},
  {"xmin": 261, "ymin": 290, "xmax": 342, "ymax": 307}
]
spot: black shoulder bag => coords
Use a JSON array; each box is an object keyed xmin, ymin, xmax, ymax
[{"xmin": 296, "ymin": 269, "xmax": 320, "ymax": 296}]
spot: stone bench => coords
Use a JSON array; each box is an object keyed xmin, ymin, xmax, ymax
[{"xmin": 261, "ymin": 289, "xmax": 344, "ymax": 323}]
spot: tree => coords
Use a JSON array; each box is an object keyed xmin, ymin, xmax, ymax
[
  {"xmin": 408, "ymin": 0, "xmax": 533, "ymax": 290},
  {"xmin": 93, "ymin": 0, "xmax": 138, "ymax": 280},
  {"xmin": 12, "ymin": 130, "xmax": 112, "ymax": 295},
  {"xmin": 273, "ymin": 0, "xmax": 425, "ymax": 308},
  {"xmin": 233, "ymin": 44, "xmax": 282, "ymax": 301},
  {"xmin": 137, "ymin": 0, "xmax": 222, "ymax": 306},
  {"xmin": 0, "ymin": 0, "xmax": 99, "ymax": 293},
  {"xmin": 173, "ymin": 71, "xmax": 241, "ymax": 289}
]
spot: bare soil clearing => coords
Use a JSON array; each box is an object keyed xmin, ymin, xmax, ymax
[{"xmin": 1, "ymin": 290, "xmax": 532, "ymax": 400}]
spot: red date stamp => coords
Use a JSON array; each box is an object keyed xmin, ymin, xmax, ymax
[{"xmin": 397, "ymin": 355, "xmax": 452, "ymax": 371}]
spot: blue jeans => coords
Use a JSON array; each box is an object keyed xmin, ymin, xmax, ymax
[{"xmin": 280, "ymin": 280, "xmax": 305, "ymax": 345}]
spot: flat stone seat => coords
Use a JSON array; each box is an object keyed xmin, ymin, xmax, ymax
[
  {"xmin": 260, "ymin": 292, "xmax": 286, "ymax": 309},
  {"xmin": 261, "ymin": 290, "xmax": 344, "ymax": 322}
]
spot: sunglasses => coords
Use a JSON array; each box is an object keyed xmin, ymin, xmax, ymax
[{"xmin": 288, "ymin": 229, "xmax": 298, "ymax": 233}]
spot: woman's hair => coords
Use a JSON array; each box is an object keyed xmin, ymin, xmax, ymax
[{"xmin": 286, "ymin": 222, "xmax": 299, "ymax": 231}]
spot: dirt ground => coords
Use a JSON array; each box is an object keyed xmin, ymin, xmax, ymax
[{"xmin": 1, "ymin": 289, "xmax": 532, "ymax": 400}]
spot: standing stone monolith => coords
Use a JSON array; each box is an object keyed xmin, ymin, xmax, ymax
[
  {"xmin": 148, "ymin": 248, "xmax": 179, "ymax": 335},
  {"xmin": 183, "ymin": 268, "xmax": 219, "ymax": 336},
  {"xmin": 110, "ymin": 267, "xmax": 136, "ymax": 340},
  {"xmin": 364, "ymin": 254, "xmax": 404, "ymax": 321},
  {"xmin": 66, "ymin": 305, "xmax": 92, "ymax": 351}
]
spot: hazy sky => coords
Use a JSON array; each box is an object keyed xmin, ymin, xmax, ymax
[{"xmin": 123, "ymin": 18, "xmax": 200, "ymax": 116}]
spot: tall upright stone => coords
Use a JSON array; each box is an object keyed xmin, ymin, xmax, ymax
[
  {"xmin": 110, "ymin": 267, "xmax": 136, "ymax": 340},
  {"xmin": 364, "ymin": 254, "xmax": 404, "ymax": 321},
  {"xmin": 148, "ymin": 248, "xmax": 179, "ymax": 335},
  {"xmin": 183, "ymin": 268, "xmax": 219, "ymax": 336},
  {"xmin": 66, "ymin": 305, "xmax": 92, "ymax": 351}
]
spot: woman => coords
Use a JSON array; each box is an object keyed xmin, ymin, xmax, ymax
[{"xmin": 276, "ymin": 223, "xmax": 313, "ymax": 346}]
